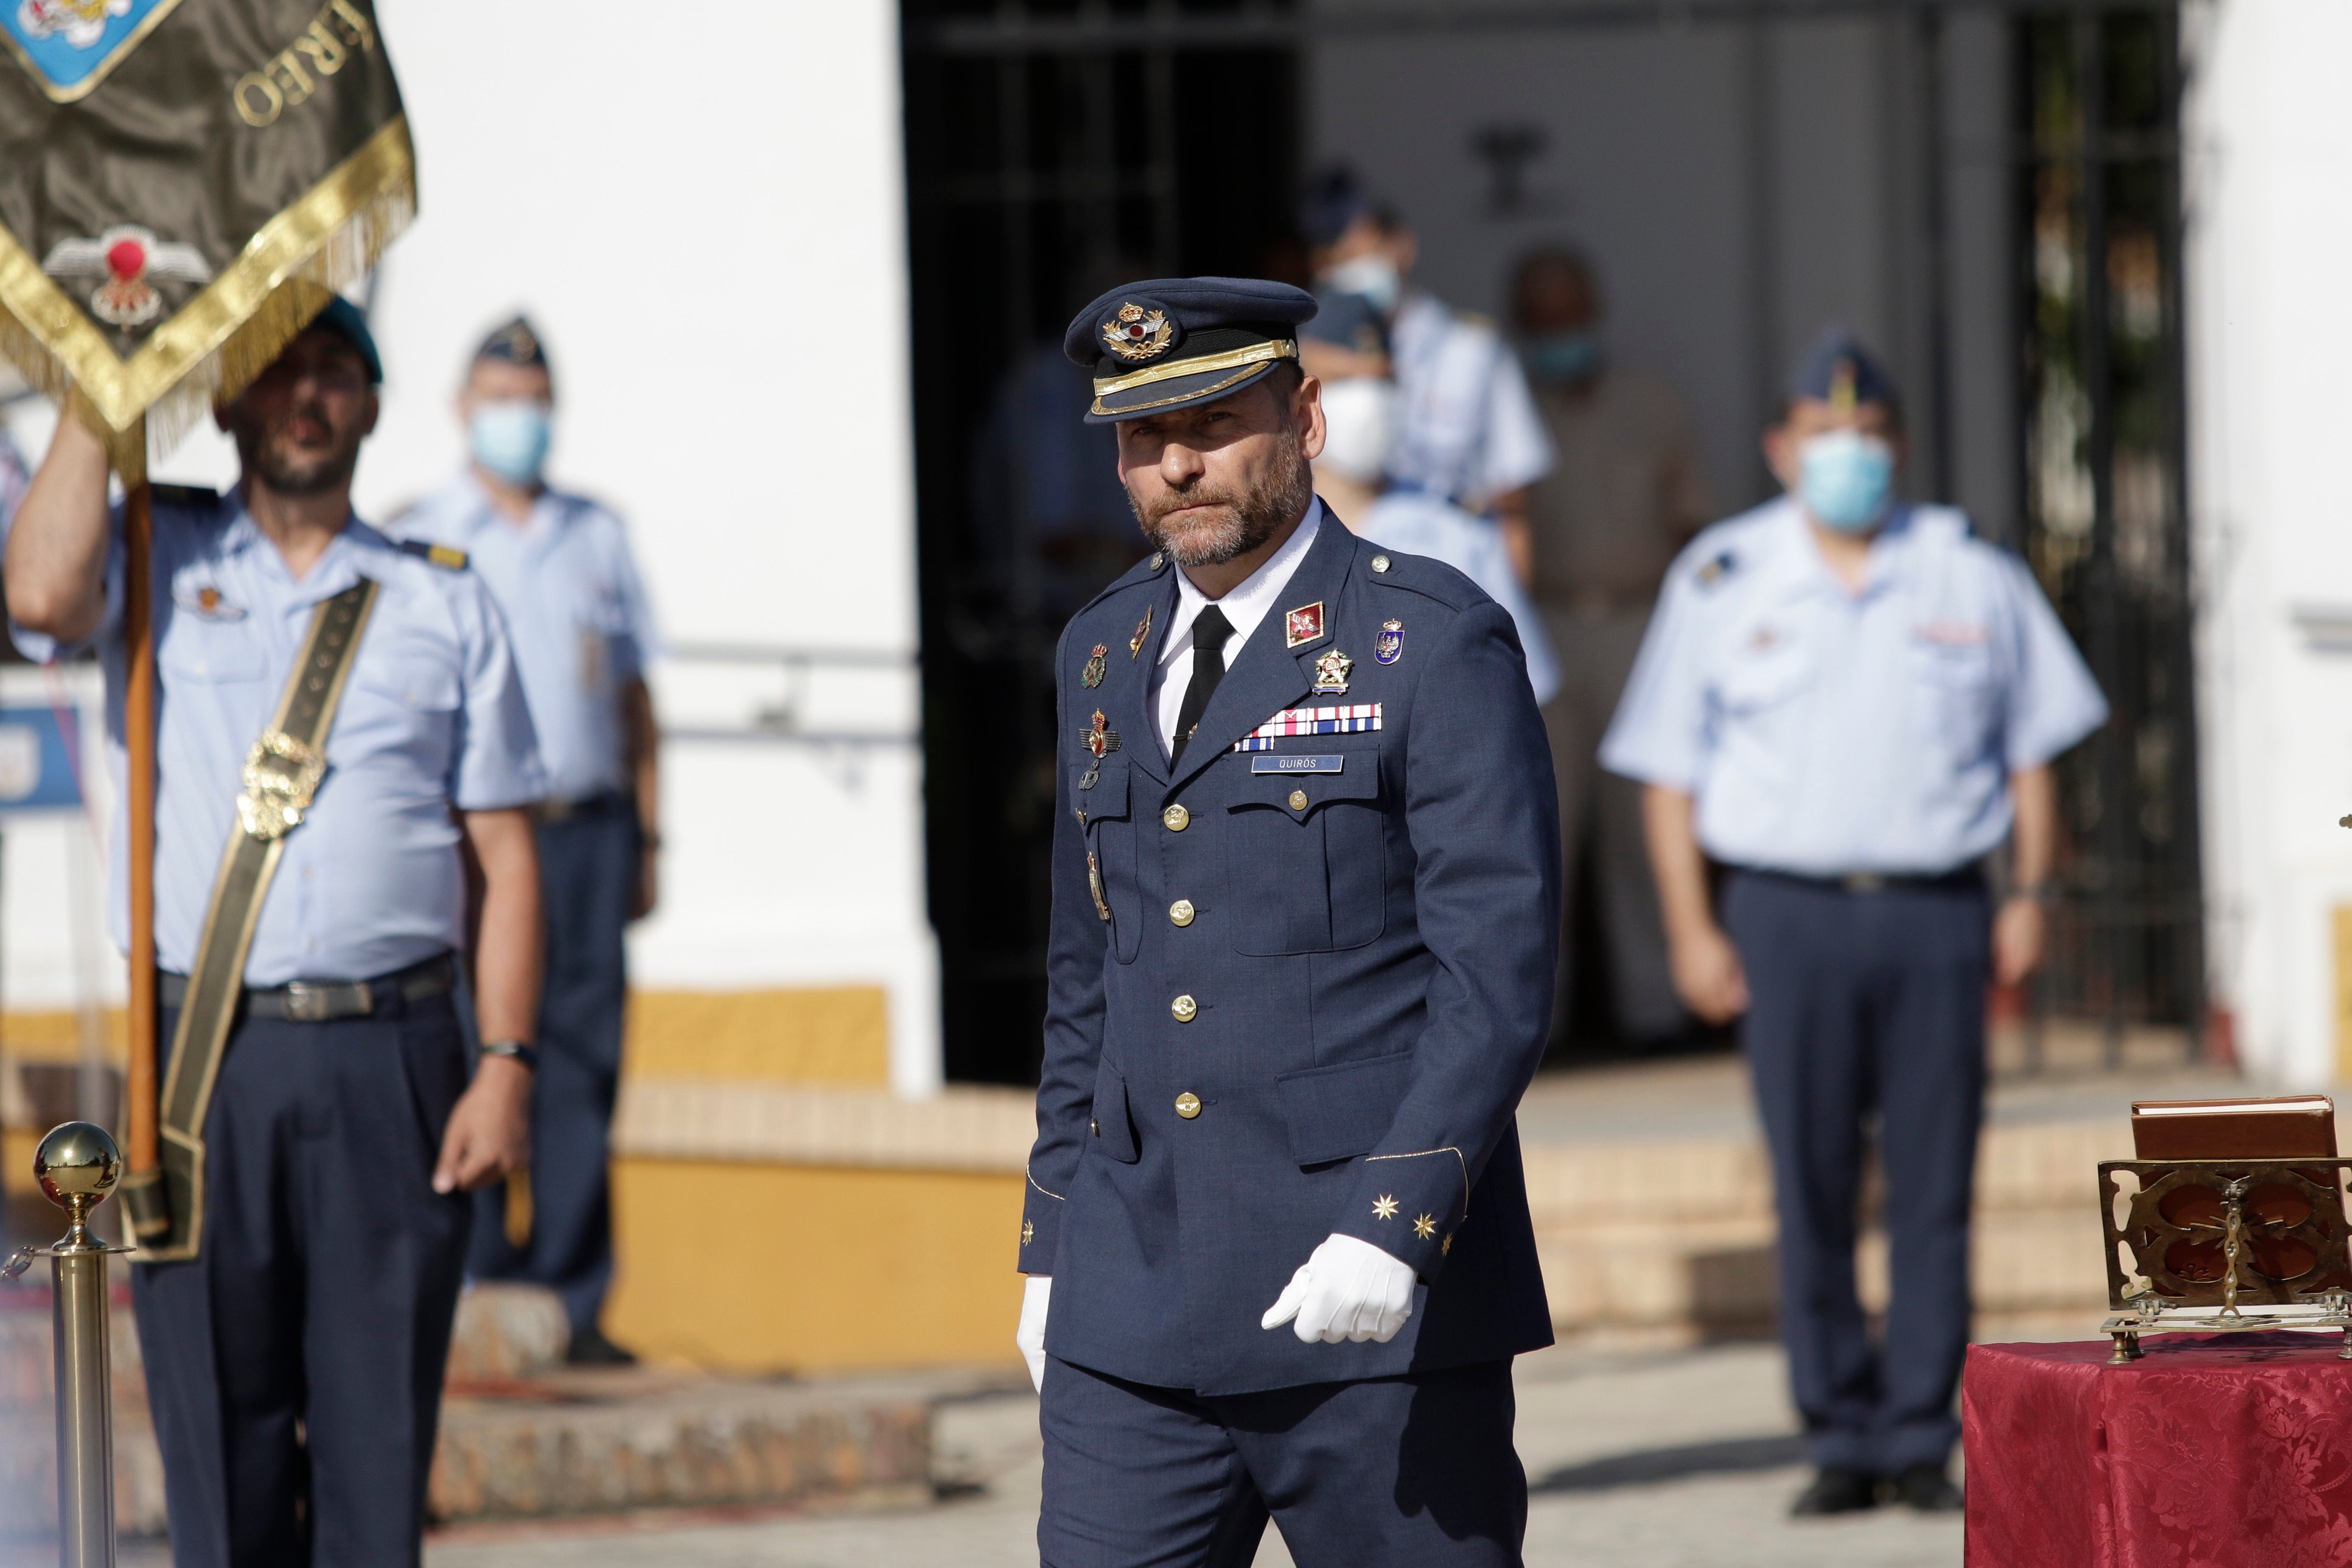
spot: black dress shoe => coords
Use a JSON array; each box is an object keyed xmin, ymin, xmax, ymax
[
  {"xmin": 565, "ymin": 1325, "xmax": 639, "ymax": 1366},
  {"xmin": 1892, "ymin": 1462, "xmax": 1964, "ymax": 1512},
  {"xmin": 1790, "ymin": 1467, "xmax": 1878, "ymax": 1517}
]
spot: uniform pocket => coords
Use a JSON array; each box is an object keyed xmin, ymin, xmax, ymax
[
  {"xmin": 1074, "ymin": 759, "xmax": 1141, "ymax": 962},
  {"xmin": 1089, "ymin": 1060, "xmax": 1139, "ymax": 1163},
  {"xmin": 1275, "ymin": 1051, "xmax": 1413, "ymax": 1165},
  {"xmin": 1223, "ymin": 768, "xmax": 1385, "ymax": 955},
  {"xmin": 1911, "ymin": 641, "xmax": 1996, "ymax": 755}
]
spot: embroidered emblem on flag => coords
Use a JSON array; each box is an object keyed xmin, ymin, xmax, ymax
[{"xmin": 1231, "ymin": 704, "xmax": 1381, "ymax": 751}]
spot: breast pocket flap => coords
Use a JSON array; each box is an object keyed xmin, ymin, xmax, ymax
[
  {"xmin": 357, "ymin": 652, "xmax": 461, "ymax": 712},
  {"xmin": 1236, "ymin": 766, "xmax": 1380, "ymax": 821},
  {"xmin": 1090, "ymin": 1062, "xmax": 1139, "ymax": 1163},
  {"xmin": 1275, "ymin": 1050, "xmax": 1413, "ymax": 1166},
  {"xmin": 1071, "ymin": 758, "xmax": 1130, "ymax": 821}
]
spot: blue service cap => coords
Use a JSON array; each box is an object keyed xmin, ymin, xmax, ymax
[
  {"xmin": 1064, "ymin": 276, "xmax": 1318, "ymax": 424},
  {"xmin": 1302, "ymin": 290, "xmax": 1389, "ymax": 357},
  {"xmin": 1787, "ymin": 326, "xmax": 1897, "ymax": 411},
  {"xmin": 1297, "ymin": 165, "xmax": 1380, "ymax": 249},
  {"xmin": 308, "ymin": 296, "xmax": 382, "ymax": 384},
  {"xmin": 474, "ymin": 315, "xmax": 551, "ymax": 375}
]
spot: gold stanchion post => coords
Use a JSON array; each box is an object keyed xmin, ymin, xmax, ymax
[{"xmin": 4, "ymin": 1121, "xmax": 127, "ymax": 1567}]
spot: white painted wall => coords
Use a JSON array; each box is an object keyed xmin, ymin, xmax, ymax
[
  {"xmin": 2, "ymin": 0, "xmax": 942, "ymax": 1094},
  {"xmin": 2183, "ymin": 0, "xmax": 2352, "ymax": 1087}
]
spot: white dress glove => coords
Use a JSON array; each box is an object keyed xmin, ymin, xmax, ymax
[
  {"xmin": 1259, "ymin": 1232, "xmax": 1417, "ymax": 1344},
  {"xmin": 1016, "ymin": 1274, "xmax": 1052, "ymax": 1392}
]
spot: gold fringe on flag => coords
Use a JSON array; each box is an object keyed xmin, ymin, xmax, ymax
[{"xmin": 0, "ymin": 113, "xmax": 416, "ymax": 480}]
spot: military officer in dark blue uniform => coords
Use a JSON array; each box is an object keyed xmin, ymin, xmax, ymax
[{"xmin": 1016, "ymin": 278, "xmax": 1562, "ymax": 1566}]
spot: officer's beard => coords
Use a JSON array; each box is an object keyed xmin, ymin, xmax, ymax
[
  {"xmin": 1130, "ymin": 426, "xmax": 1315, "ymax": 570},
  {"xmin": 230, "ymin": 399, "xmax": 363, "ymax": 498}
]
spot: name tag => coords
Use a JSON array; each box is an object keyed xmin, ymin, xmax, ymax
[{"xmin": 1251, "ymin": 754, "xmax": 1344, "ymax": 774}]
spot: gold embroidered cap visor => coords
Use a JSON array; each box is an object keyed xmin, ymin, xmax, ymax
[
  {"xmin": 1088, "ymin": 337, "xmax": 1299, "ymax": 423},
  {"xmin": 0, "ymin": 0, "xmax": 412, "ymax": 471}
]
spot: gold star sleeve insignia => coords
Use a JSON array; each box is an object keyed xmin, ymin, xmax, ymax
[
  {"xmin": 1022, "ymin": 1220, "xmax": 1034, "ymax": 1245},
  {"xmin": 1413, "ymin": 1215, "xmax": 1437, "ymax": 1239},
  {"xmin": 1372, "ymin": 1194, "xmax": 1400, "ymax": 1220}
]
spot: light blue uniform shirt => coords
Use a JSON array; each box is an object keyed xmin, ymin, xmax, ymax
[
  {"xmin": 1599, "ymin": 497, "xmax": 2108, "ymax": 876},
  {"xmin": 1358, "ymin": 489, "xmax": 1561, "ymax": 705},
  {"xmin": 393, "ymin": 474, "xmax": 658, "ymax": 803},
  {"xmin": 1386, "ymin": 292, "xmax": 1554, "ymax": 509},
  {"xmin": 4, "ymin": 490, "xmax": 545, "ymax": 985}
]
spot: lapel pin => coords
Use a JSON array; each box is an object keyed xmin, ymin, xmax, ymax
[
  {"xmin": 1082, "ymin": 643, "xmax": 1108, "ymax": 687},
  {"xmin": 1376, "ymin": 619, "xmax": 1403, "ymax": 665},
  {"xmin": 1130, "ymin": 605, "xmax": 1154, "ymax": 658},
  {"xmin": 1312, "ymin": 648, "xmax": 1354, "ymax": 695},
  {"xmin": 1284, "ymin": 601, "xmax": 1325, "ymax": 648}
]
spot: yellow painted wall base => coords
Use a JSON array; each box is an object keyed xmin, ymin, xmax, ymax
[{"xmin": 603, "ymin": 1157, "xmax": 1026, "ymax": 1374}]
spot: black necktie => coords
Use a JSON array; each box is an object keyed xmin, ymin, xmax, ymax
[{"xmin": 1170, "ymin": 606, "xmax": 1235, "ymax": 767}]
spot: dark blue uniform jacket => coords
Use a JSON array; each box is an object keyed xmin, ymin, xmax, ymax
[{"xmin": 1022, "ymin": 514, "xmax": 1562, "ymax": 1396}]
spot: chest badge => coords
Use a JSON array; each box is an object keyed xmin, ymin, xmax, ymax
[
  {"xmin": 1284, "ymin": 601, "xmax": 1325, "ymax": 648},
  {"xmin": 174, "ymin": 582, "xmax": 246, "ymax": 621},
  {"xmin": 1311, "ymin": 648, "xmax": 1354, "ymax": 695},
  {"xmin": 1130, "ymin": 604, "xmax": 1153, "ymax": 658},
  {"xmin": 1375, "ymin": 619, "xmax": 1403, "ymax": 665},
  {"xmin": 1081, "ymin": 643, "xmax": 1107, "ymax": 688}
]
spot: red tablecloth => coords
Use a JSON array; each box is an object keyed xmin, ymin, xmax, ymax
[{"xmin": 1964, "ymin": 1332, "xmax": 2352, "ymax": 1566}]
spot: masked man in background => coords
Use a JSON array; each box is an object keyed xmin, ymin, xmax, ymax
[
  {"xmin": 1599, "ymin": 330, "xmax": 2107, "ymax": 1517},
  {"xmin": 396, "ymin": 317, "xmax": 662, "ymax": 1366}
]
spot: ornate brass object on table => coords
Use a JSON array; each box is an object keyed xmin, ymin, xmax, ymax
[
  {"xmin": 2097, "ymin": 1158, "xmax": 2352, "ymax": 1366},
  {"xmin": 2, "ymin": 1122, "xmax": 133, "ymax": 1568}
]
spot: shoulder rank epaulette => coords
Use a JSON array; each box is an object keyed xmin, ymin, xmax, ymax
[
  {"xmin": 1695, "ymin": 551, "xmax": 1737, "ymax": 588},
  {"xmin": 149, "ymin": 482, "xmax": 220, "ymax": 511},
  {"xmin": 397, "ymin": 538, "xmax": 469, "ymax": 570}
]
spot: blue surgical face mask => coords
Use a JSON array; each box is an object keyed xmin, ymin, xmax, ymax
[
  {"xmin": 1521, "ymin": 329, "xmax": 1602, "ymax": 386},
  {"xmin": 1320, "ymin": 253, "xmax": 1402, "ymax": 316},
  {"xmin": 470, "ymin": 400, "xmax": 552, "ymax": 486},
  {"xmin": 1796, "ymin": 429, "xmax": 1895, "ymax": 533}
]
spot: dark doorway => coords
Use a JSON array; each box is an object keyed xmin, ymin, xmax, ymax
[{"xmin": 902, "ymin": 1, "xmax": 1301, "ymax": 1085}]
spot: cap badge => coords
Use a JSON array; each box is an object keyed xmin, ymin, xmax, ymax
[
  {"xmin": 1284, "ymin": 602, "xmax": 1325, "ymax": 648},
  {"xmin": 1312, "ymin": 648, "xmax": 1354, "ymax": 695},
  {"xmin": 1101, "ymin": 301, "xmax": 1175, "ymax": 363}
]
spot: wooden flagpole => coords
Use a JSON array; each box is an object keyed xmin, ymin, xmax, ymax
[{"xmin": 121, "ymin": 417, "xmax": 156, "ymax": 1189}]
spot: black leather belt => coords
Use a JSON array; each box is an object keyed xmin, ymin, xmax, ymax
[
  {"xmin": 533, "ymin": 790, "xmax": 631, "ymax": 824},
  {"xmin": 160, "ymin": 953, "xmax": 458, "ymax": 1023},
  {"xmin": 1742, "ymin": 866, "xmax": 1986, "ymax": 896}
]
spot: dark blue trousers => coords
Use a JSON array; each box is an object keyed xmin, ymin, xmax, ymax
[
  {"xmin": 1721, "ymin": 869, "xmax": 1989, "ymax": 1475},
  {"xmin": 131, "ymin": 991, "xmax": 473, "ymax": 1568},
  {"xmin": 1039, "ymin": 1356, "xmax": 1526, "ymax": 1568},
  {"xmin": 466, "ymin": 803, "xmax": 635, "ymax": 1332}
]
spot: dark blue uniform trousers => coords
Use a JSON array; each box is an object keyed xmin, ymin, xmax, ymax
[
  {"xmin": 1039, "ymin": 1356, "xmax": 1526, "ymax": 1567},
  {"xmin": 131, "ymin": 991, "xmax": 472, "ymax": 1568},
  {"xmin": 467, "ymin": 803, "xmax": 634, "ymax": 1332},
  {"xmin": 1721, "ymin": 870, "xmax": 1989, "ymax": 1475}
]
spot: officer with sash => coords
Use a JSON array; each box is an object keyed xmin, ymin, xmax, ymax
[
  {"xmin": 1016, "ymin": 278, "xmax": 1561, "ymax": 1564},
  {"xmin": 395, "ymin": 316, "xmax": 661, "ymax": 1366},
  {"xmin": 3, "ymin": 300, "xmax": 545, "ymax": 1566},
  {"xmin": 1601, "ymin": 330, "xmax": 2107, "ymax": 1515}
]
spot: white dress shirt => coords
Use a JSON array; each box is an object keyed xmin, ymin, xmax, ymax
[{"xmin": 1149, "ymin": 500, "xmax": 1324, "ymax": 754}]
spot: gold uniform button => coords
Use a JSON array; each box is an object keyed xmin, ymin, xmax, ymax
[
  {"xmin": 1171, "ymin": 994, "xmax": 1198, "ymax": 1023},
  {"xmin": 1163, "ymin": 804, "xmax": 1190, "ymax": 832},
  {"xmin": 1289, "ymin": 789, "xmax": 1309, "ymax": 811},
  {"xmin": 1170, "ymin": 899, "xmax": 1196, "ymax": 927},
  {"xmin": 1175, "ymin": 1092, "xmax": 1202, "ymax": 1120}
]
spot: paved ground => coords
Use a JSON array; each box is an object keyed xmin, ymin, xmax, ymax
[{"xmin": 414, "ymin": 1339, "xmax": 1972, "ymax": 1568}]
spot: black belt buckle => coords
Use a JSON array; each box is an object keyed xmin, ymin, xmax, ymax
[{"xmin": 282, "ymin": 982, "xmax": 360, "ymax": 1023}]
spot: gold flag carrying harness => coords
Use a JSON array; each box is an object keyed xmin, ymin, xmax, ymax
[{"xmin": 121, "ymin": 578, "xmax": 381, "ymax": 1260}]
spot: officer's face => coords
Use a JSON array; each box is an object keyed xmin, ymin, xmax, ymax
[
  {"xmin": 220, "ymin": 329, "xmax": 378, "ymax": 497},
  {"xmin": 1514, "ymin": 259, "xmax": 1598, "ymax": 334},
  {"xmin": 1115, "ymin": 372, "xmax": 1329, "ymax": 569},
  {"xmin": 1764, "ymin": 398, "xmax": 1904, "ymax": 493}
]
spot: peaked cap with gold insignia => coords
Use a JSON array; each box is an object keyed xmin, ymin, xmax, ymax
[{"xmin": 1063, "ymin": 276, "xmax": 1317, "ymax": 425}]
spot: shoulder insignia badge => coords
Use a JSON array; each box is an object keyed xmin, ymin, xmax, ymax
[
  {"xmin": 1311, "ymin": 648, "xmax": 1353, "ymax": 695},
  {"xmin": 1101, "ymin": 301, "xmax": 1175, "ymax": 363},
  {"xmin": 397, "ymin": 539, "xmax": 469, "ymax": 570},
  {"xmin": 1284, "ymin": 601, "xmax": 1325, "ymax": 648},
  {"xmin": 1130, "ymin": 604, "xmax": 1153, "ymax": 658},
  {"xmin": 1081, "ymin": 643, "xmax": 1107, "ymax": 688},
  {"xmin": 1696, "ymin": 551, "xmax": 1735, "ymax": 587},
  {"xmin": 1374, "ymin": 619, "xmax": 1403, "ymax": 665}
]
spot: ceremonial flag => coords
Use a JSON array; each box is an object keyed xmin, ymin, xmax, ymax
[{"xmin": 0, "ymin": 0, "xmax": 412, "ymax": 467}]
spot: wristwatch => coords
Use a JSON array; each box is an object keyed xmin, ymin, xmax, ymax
[{"xmin": 479, "ymin": 1039, "xmax": 540, "ymax": 1071}]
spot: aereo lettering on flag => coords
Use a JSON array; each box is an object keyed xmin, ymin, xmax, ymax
[{"xmin": 1232, "ymin": 704, "xmax": 1381, "ymax": 752}]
